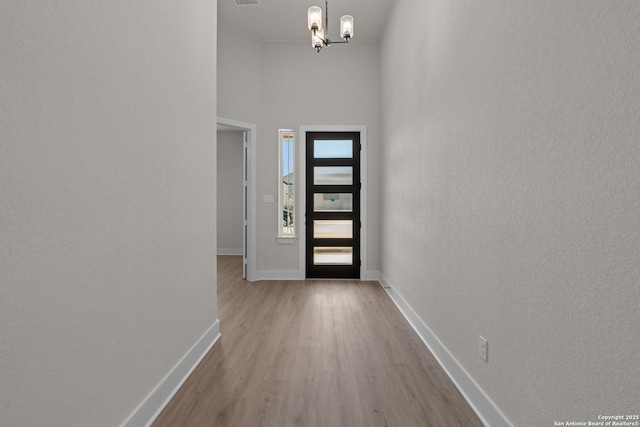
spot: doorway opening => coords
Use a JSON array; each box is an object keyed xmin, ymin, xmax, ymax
[{"xmin": 216, "ymin": 117, "xmax": 257, "ymax": 281}]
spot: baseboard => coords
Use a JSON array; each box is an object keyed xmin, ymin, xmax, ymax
[
  {"xmin": 253, "ymin": 270, "xmax": 379, "ymax": 281},
  {"xmin": 256, "ymin": 270, "xmax": 305, "ymax": 280},
  {"xmin": 378, "ymin": 274, "xmax": 513, "ymax": 427},
  {"xmin": 119, "ymin": 320, "xmax": 221, "ymax": 427},
  {"xmin": 217, "ymin": 248, "xmax": 243, "ymax": 255}
]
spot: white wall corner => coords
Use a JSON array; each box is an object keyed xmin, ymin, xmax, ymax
[
  {"xmin": 119, "ymin": 320, "xmax": 221, "ymax": 427},
  {"xmin": 377, "ymin": 274, "xmax": 513, "ymax": 427},
  {"xmin": 360, "ymin": 270, "xmax": 380, "ymax": 281}
]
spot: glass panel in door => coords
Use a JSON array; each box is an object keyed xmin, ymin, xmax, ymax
[
  {"xmin": 313, "ymin": 220, "xmax": 353, "ymax": 238},
  {"xmin": 313, "ymin": 247, "xmax": 353, "ymax": 265},
  {"xmin": 313, "ymin": 167, "xmax": 353, "ymax": 185},
  {"xmin": 313, "ymin": 193, "xmax": 353, "ymax": 212}
]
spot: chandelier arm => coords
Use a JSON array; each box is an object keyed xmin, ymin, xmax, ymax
[{"xmin": 325, "ymin": 0, "xmax": 329, "ymax": 40}]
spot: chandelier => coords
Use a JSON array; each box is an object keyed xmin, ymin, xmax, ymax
[{"xmin": 307, "ymin": 0, "xmax": 354, "ymax": 53}]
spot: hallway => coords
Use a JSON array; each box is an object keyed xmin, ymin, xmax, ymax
[{"xmin": 152, "ymin": 256, "xmax": 483, "ymax": 427}]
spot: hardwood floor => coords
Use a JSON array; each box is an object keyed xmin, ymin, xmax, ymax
[{"xmin": 152, "ymin": 256, "xmax": 483, "ymax": 427}]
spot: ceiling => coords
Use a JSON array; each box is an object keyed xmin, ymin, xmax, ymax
[{"xmin": 218, "ymin": 0, "xmax": 395, "ymax": 42}]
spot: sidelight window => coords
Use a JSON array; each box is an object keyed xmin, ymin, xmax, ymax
[{"xmin": 278, "ymin": 129, "xmax": 295, "ymax": 237}]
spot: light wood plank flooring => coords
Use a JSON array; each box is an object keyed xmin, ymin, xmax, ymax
[{"xmin": 152, "ymin": 256, "xmax": 483, "ymax": 427}]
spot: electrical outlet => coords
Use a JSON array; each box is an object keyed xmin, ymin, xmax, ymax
[{"xmin": 479, "ymin": 335, "xmax": 488, "ymax": 362}]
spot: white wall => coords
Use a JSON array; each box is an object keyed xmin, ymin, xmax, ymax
[
  {"xmin": 0, "ymin": 2, "xmax": 218, "ymax": 426},
  {"xmin": 380, "ymin": 1, "xmax": 640, "ymax": 426},
  {"xmin": 217, "ymin": 25, "xmax": 382, "ymax": 275},
  {"xmin": 217, "ymin": 130, "xmax": 244, "ymax": 253},
  {"xmin": 258, "ymin": 41, "xmax": 382, "ymax": 274},
  {"xmin": 217, "ymin": 25, "xmax": 261, "ymax": 124}
]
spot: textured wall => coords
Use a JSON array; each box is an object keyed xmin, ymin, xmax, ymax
[
  {"xmin": 217, "ymin": 130, "xmax": 244, "ymax": 251},
  {"xmin": 380, "ymin": 1, "xmax": 640, "ymax": 426},
  {"xmin": 0, "ymin": 2, "xmax": 217, "ymax": 426}
]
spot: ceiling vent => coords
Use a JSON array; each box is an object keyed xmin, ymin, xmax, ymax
[{"xmin": 234, "ymin": 0, "xmax": 259, "ymax": 5}]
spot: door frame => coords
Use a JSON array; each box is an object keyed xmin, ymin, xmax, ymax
[
  {"xmin": 298, "ymin": 125, "xmax": 368, "ymax": 279},
  {"xmin": 217, "ymin": 116, "xmax": 257, "ymax": 282}
]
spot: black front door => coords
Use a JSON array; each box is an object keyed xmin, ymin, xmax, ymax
[{"xmin": 305, "ymin": 132, "xmax": 360, "ymax": 279}]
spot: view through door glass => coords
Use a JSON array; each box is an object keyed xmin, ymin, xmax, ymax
[{"xmin": 306, "ymin": 132, "xmax": 360, "ymax": 278}]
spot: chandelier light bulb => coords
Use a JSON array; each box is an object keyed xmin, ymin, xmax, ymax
[
  {"xmin": 340, "ymin": 15, "xmax": 353, "ymax": 39},
  {"xmin": 312, "ymin": 28, "xmax": 325, "ymax": 51},
  {"xmin": 308, "ymin": 6, "xmax": 322, "ymax": 31}
]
